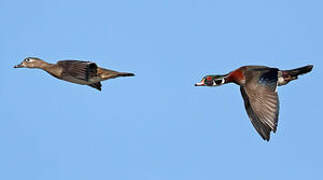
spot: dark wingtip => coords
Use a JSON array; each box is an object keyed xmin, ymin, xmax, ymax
[{"xmin": 261, "ymin": 134, "xmax": 270, "ymax": 141}]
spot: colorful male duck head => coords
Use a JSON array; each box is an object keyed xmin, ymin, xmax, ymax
[{"xmin": 195, "ymin": 75, "xmax": 227, "ymax": 87}]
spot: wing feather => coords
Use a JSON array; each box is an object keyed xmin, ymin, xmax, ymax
[
  {"xmin": 88, "ymin": 82, "xmax": 102, "ymax": 91},
  {"xmin": 58, "ymin": 60, "xmax": 98, "ymax": 82},
  {"xmin": 240, "ymin": 85, "xmax": 279, "ymax": 141}
]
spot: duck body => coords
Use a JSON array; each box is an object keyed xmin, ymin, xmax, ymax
[
  {"xmin": 14, "ymin": 57, "xmax": 135, "ymax": 91},
  {"xmin": 195, "ymin": 65, "xmax": 313, "ymax": 141}
]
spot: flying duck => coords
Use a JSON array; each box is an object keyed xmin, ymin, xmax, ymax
[
  {"xmin": 195, "ymin": 65, "xmax": 313, "ymax": 141},
  {"xmin": 14, "ymin": 57, "xmax": 135, "ymax": 91}
]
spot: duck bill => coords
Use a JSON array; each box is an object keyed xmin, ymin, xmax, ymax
[
  {"xmin": 14, "ymin": 63, "xmax": 24, "ymax": 68},
  {"xmin": 195, "ymin": 80, "xmax": 206, "ymax": 86}
]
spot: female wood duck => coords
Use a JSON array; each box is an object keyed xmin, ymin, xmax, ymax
[
  {"xmin": 195, "ymin": 65, "xmax": 313, "ymax": 141},
  {"xmin": 14, "ymin": 57, "xmax": 135, "ymax": 91}
]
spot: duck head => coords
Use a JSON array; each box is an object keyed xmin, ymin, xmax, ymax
[
  {"xmin": 14, "ymin": 57, "xmax": 45, "ymax": 68},
  {"xmin": 195, "ymin": 74, "xmax": 227, "ymax": 87}
]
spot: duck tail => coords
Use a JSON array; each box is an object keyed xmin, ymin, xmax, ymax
[
  {"xmin": 285, "ymin": 65, "xmax": 313, "ymax": 77},
  {"xmin": 97, "ymin": 67, "xmax": 135, "ymax": 80},
  {"xmin": 116, "ymin": 72, "xmax": 135, "ymax": 77},
  {"xmin": 279, "ymin": 65, "xmax": 313, "ymax": 86}
]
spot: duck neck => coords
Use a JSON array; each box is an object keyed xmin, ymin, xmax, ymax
[
  {"xmin": 38, "ymin": 62, "xmax": 62, "ymax": 79},
  {"xmin": 225, "ymin": 68, "xmax": 245, "ymax": 85},
  {"xmin": 217, "ymin": 74, "xmax": 230, "ymax": 85}
]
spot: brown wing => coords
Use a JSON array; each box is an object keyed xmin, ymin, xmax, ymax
[
  {"xmin": 58, "ymin": 60, "xmax": 98, "ymax": 82},
  {"xmin": 88, "ymin": 82, "xmax": 102, "ymax": 91},
  {"xmin": 240, "ymin": 85, "xmax": 279, "ymax": 141}
]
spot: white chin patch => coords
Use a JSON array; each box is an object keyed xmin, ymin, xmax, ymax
[
  {"xmin": 213, "ymin": 79, "xmax": 224, "ymax": 86},
  {"xmin": 278, "ymin": 77, "xmax": 284, "ymax": 84}
]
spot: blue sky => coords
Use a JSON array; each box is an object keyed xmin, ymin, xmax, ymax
[{"xmin": 1, "ymin": 0, "xmax": 322, "ymax": 179}]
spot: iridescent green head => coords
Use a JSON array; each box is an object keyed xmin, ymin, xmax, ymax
[{"xmin": 195, "ymin": 75, "xmax": 226, "ymax": 87}]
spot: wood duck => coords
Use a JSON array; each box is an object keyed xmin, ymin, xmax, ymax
[
  {"xmin": 14, "ymin": 57, "xmax": 135, "ymax": 91},
  {"xmin": 195, "ymin": 65, "xmax": 313, "ymax": 141}
]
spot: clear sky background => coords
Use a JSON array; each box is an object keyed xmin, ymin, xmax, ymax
[{"xmin": 1, "ymin": 0, "xmax": 322, "ymax": 179}]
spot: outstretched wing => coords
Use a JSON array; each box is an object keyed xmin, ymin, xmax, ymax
[
  {"xmin": 58, "ymin": 60, "xmax": 98, "ymax": 82},
  {"xmin": 240, "ymin": 68, "xmax": 280, "ymax": 141},
  {"xmin": 88, "ymin": 82, "xmax": 102, "ymax": 91}
]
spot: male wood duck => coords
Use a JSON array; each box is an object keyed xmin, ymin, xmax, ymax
[
  {"xmin": 195, "ymin": 65, "xmax": 313, "ymax": 141},
  {"xmin": 14, "ymin": 57, "xmax": 135, "ymax": 91}
]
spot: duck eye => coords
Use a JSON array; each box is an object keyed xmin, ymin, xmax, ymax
[{"xmin": 25, "ymin": 58, "xmax": 30, "ymax": 62}]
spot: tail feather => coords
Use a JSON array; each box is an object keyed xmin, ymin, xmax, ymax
[
  {"xmin": 98, "ymin": 67, "xmax": 135, "ymax": 80},
  {"xmin": 279, "ymin": 65, "xmax": 313, "ymax": 86},
  {"xmin": 117, "ymin": 72, "xmax": 135, "ymax": 77},
  {"xmin": 285, "ymin": 65, "xmax": 313, "ymax": 76}
]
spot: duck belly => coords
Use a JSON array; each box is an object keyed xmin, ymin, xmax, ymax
[{"xmin": 62, "ymin": 76, "xmax": 99, "ymax": 85}]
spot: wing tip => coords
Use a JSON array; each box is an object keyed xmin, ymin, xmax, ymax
[{"xmin": 262, "ymin": 135, "xmax": 270, "ymax": 141}]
